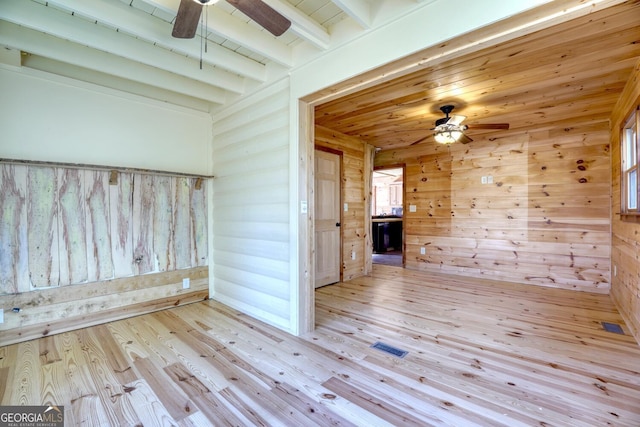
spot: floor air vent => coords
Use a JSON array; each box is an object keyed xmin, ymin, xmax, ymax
[
  {"xmin": 371, "ymin": 341, "xmax": 408, "ymax": 358},
  {"xmin": 602, "ymin": 322, "xmax": 625, "ymax": 334}
]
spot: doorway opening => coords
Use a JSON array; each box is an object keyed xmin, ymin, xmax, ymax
[{"xmin": 372, "ymin": 167, "xmax": 404, "ymax": 267}]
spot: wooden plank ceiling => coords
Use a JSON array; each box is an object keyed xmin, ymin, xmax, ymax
[{"xmin": 315, "ymin": 2, "xmax": 640, "ymax": 151}]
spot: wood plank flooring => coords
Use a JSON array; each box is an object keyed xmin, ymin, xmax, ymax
[{"xmin": 1, "ymin": 265, "xmax": 639, "ymax": 426}]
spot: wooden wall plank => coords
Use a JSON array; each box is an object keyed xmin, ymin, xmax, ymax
[
  {"xmin": 57, "ymin": 168, "xmax": 88, "ymax": 285},
  {"xmin": 132, "ymin": 174, "xmax": 155, "ymax": 275},
  {"xmin": 174, "ymin": 177, "xmax": 192, "ymax": 270},
  {"xmin": 27, "ymin": 167, "xmax": 59, "ymax": 289},
  {"xmin": 190, "ymin": 178, "xmax": 208, "ymax": 267},
  {"xmin": 0, "ymin": 165, "xmax": 28, "ymax": 294},
  {"xmin": 152, "ymin": 176, "xmax": 174, "ymax": 272},
  {"xmin": 110, "ymin": 172, "xmax": 134, "ymax": 278},
  {"xmin": 85, "ymin": 170, "xmax": 114, "ymax": 282}
]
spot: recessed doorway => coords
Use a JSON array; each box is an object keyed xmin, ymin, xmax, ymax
[{"xmin": 372, "ymin": 167, "xmax": 404, "ymax": 267}]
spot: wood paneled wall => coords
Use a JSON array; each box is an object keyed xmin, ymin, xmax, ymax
[
  {"xmin": 315, "ymin": 125, "xmax": 372, "ymax": 281},
  {"xmin": 375, "ymin": 120, "xmax": 611, "ymax": 293},
  {"xmin": 610, "ymin": 59, "xmax": 640, "ymax": 342},
  {"xmin": 0, "ymin": 163, "xmax": 208, "ymax": 346}
]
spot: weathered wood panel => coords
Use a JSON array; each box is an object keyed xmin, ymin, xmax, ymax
[
  {"xmin": 132, "ymin": 174, "xmax": 155, "ymax": 275},
  {"xmin": 0, "ymin": 165, "xmax": 28, "ymax": 294},
  {"xmin": 85, "ymin": 170, "xmax": 114, "ymax": 282},
  {"xmin": 152, "ymin": 176, "xmax": 174, "ymax": 272},
  {"xmin": 109, "ymin": 172, "xmax": 134, "ymax": 278},
  {"xmin": 0, "ymin": 162, "xmax": 210, "ymax": 345},
  {"xmin": 173, "ymin": 177, "xmax": 191, "ymax": 269},
  {"xmin": 57, "ymin": 168, "xmax": 88, "ymax": 285},
  {"xmin": 376, "ymin": 120, "xmax": 611, "ymax": 293},
  {"xmin": 190, "ymin": 178, "xmax": 207, "ymax": 268},
  {"xmin": 27, "ymin": 167, "xmax": 59, "ymax": 288},
  {"xmin": 610, "ymin": 58, "xmax": 640, "ymax": 342}
]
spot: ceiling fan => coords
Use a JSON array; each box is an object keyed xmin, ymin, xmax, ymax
[
  {"xmin": 412, "ymin": 105, "xmax": 510, "ymax": 145},
  {"xmin": 172, "ymin": 0, "xmax": 291, "ymax": 39}
]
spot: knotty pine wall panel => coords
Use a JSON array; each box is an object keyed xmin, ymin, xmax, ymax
[
  {"xmin": 315, "ymin": 125, "xmax": 369, "ymax": 281},
  {"xmin": 376, "ymin": 120, "xmax": 611, "ymax": 293},
  {"xmin": 610, "ymin": 59, "xmax": 640, "ymax": 342},
  {"xmin": 0, "ymin": 163, "xmax": 209, "ymax": 346}
]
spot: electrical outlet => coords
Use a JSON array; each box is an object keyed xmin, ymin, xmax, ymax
[
  {"xmin": 420, "ymin": 247, "xmax": 426, "ymax": 255},
  {"xmin": 351, "ymin": 251, "xmax": 356, "ymax": 260},
  {"xmin": 182, "ymin": 278, "xmax": 190, "ymax": 289}
]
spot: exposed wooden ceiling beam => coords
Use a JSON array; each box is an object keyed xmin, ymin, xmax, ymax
[
  {"xmin": 0, "ymin": 0, "xmax": 246, "ymax": 94},
  {"xmin": 262, "ymin": 0, "xmax": 331, "ymax": 49},
  {"xmin": 0, "ymin": 22, "xmax": 229, "ymax": 106},
  {"xmin": 44, "ymin": 0, "xmax": 266, "ymax": 82},
  {"xmin": 331, "ymin": 0, "xmax": 370, "ymax": 29}
]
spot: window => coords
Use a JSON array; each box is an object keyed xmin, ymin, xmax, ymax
[{"xmin": 622, "ymin": 107, "xmax": 639, "ymax": 214}]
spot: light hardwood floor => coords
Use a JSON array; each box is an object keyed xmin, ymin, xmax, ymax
[{"xmin": 1, "ymin": 265, "xmax": 639, "ymax": 426}]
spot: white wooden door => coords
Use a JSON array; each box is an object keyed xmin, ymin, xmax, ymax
[{"xmin": 314, "ymin": 150, "xmax": 341, "ymax": 288}]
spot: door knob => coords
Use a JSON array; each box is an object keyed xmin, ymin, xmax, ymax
[{"xmin": 336, "ymin": 222, "xmax": 341, "ymax": 227}]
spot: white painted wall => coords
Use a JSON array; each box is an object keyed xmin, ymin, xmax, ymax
[
  {"xmin": 211, "ymin": 78, "xmax": 292, "ymax": 331},
  {"xmin": 0, "ymin": 65, "xmax": 212, "ymax": 175}
]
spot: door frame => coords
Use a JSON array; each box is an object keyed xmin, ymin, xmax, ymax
[{"xmin": 373, "ymin": 164, "xmax": 406, "ymax": 266}]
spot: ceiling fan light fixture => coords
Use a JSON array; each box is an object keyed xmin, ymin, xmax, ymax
[{"xmin": 434, "ymin": 129, "xmax": 463, "ymax": 144}]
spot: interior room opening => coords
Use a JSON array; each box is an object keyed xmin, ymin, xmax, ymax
[{"xmin": 372, "ymin": 167, "xmax": 404, "ymax": 267}]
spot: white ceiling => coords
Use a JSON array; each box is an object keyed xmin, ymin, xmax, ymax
[{"xmin": 0, "ymin": 0, "xmax": 431, "ymax": 111}]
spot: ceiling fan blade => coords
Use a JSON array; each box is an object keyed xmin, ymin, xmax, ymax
[
  {"xmin": 226, "ymin": 0, "xmax": 291, "ymax": 36},
  {"xmin": 410, "ymin": 135, "xmax": 430, "ymax": 146},
  {"xmin": 447, "ymin": 114, "xmax": 466, "ymax": 126},
  {"xmin": 172, "ymin": 0, "xmax": 203, "ymax": 38},
  {"xmin": 459, "ymin": 133, "xmax": 473, "ymax": 144},
  {"xmin": 465, "ymin": 123, "xmax": 510, "ymax": 130}
]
